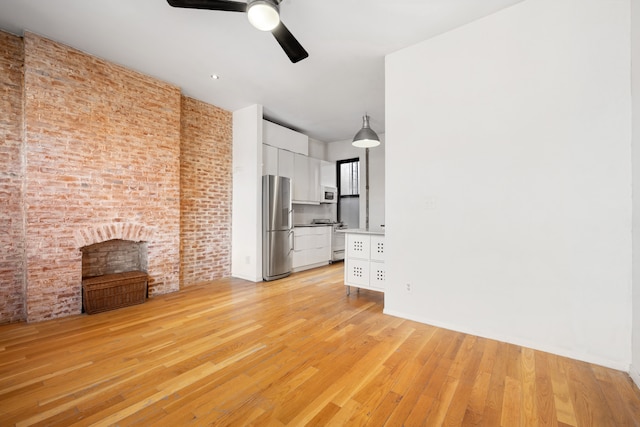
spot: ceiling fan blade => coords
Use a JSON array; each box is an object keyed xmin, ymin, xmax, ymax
[
  {"xmin": 271, "ymin": 21, "xmax": 309, "ymax": 63},
  {"xmin": 166, "ymin": 0, "xmax": 247, "ymax": 12}
]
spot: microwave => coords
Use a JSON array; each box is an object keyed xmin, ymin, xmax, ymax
[{"xmin": 321, "ymin": 186, "xmax": 337, "ymax": 203}]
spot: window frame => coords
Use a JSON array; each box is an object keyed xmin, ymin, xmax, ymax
[{"xmin": 336, "ymin": 157, "xmax": 360, "ymax": 223}]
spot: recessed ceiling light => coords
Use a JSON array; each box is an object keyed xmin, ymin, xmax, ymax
[{"xmin": 210, "ymin": 74, "xmax": 220, "ymax": 80}]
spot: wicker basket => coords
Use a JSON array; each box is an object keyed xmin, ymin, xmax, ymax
[{"xmin": 82, "ymin": 271, "xmax": 148, "ymax": 314}]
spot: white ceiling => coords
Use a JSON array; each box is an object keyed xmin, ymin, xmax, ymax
[{"xmin": 0, "ymin": 0, "xmax": 523, "ymax": 142}]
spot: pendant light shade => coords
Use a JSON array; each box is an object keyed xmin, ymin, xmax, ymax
[
  {"xmin": 352, "ymin": 115, "xmax": 380, "ymax": 148},
  {"xmin": 247, "ymin": 0, "xmax": 280, "ymax": 31}
]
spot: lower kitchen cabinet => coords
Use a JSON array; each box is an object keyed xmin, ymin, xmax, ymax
[
  {"xmin": 344, "ymin": 232, "xmax": 385, "ymax": 293},
  {"xmin": 292, "ymin": 226, "xmax": 331, "ymax": 272}
]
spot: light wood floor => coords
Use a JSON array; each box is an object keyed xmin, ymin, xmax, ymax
[{"xmin": 1, "ymin": 263, "xmax": 639, "ymax": 426}]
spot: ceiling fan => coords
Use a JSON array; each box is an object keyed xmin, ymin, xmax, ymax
[{"xmin": 166, "ymin": 0, "xmax": 309, "ymax": 63}]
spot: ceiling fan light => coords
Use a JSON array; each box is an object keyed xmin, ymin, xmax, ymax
[
  {"xmin": 352, "ymin": 115, "xmax": 380, "ymax": 148},
  {"xmin": 247, "ymin": 1, "xmax": 280, "ymax": 31}
]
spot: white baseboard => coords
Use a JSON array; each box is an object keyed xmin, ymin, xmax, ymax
[
  {"xmin": 292, "ymin": 261, "xmax": 329, "ymax": 273},
  {"xmin": 382, "ymin": 308, "xmax": 629, "ymax": 372},
  {"xmin": 231, "ymin": 272, "xmax": 262, "ymax": 282},
  {"xmin": 630, "ymin": 365, "xmax": 640, "ymax": 389}
]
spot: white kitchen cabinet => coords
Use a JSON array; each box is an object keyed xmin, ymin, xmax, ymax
[
  {"xmin": 345, "ymin": 258, "xmax": 370, "ymax": 287},
  {"xmin": 308, "ymin": 157, "xmax": 321, "ymax": 202},
  {"xmin": 293, "ymin": 153, "xmax": 320, "ymax": 204},
  {"xmin": 263, "ymin": 120, "xmax": 308, "ymax": 155},
  {"xmin": 262, "ymin": 144, "xmax": 295, "ymax": 179},
  {"xmin": 278, "ymin": 149, "xmax": 294, "ymax": 179},
  {"xmin": 293, "ymin": 153, "xmax": 308, "ymax": 202},
  {"xmin": 262, "ymin": 144, "xmax": 278, "ymax": 176},
  {"xmin": 346, "ymin": 234, "xmax": 369, "ymax": 258},
  {"xmin": 266, "ymin": 146, "xmax": 322, "ymax": 204},
  {"xmin": 320, "ymin": 160, "xmax": 336, "ymax": 187},
  {"xmin": 344, "ymin": 232, "xmax": 385, "ymax": 294},
  {"xmin": 370, "ymin": 235, "xmax": 385, "ymax": 262},
  {"xmin": 292, "ymin": 226, "xmax": 331, "ymax": 272}
]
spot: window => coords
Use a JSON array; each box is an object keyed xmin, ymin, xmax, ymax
[{"xmin": 337, "ymin": 158, "xmax": 360, "ymax": 228}]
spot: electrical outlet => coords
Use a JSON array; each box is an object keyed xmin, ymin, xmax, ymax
[{"xmin": 405, "ymin": 283, "xmax": 412, "ymax": 293}]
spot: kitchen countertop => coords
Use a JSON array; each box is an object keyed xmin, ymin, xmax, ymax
[
  {"xmin": 337, "ymin": 228, "xmax": 385, "ymax": 236},
  {"xmin": 294, "ymin": 224, "xmax": 334, "ymax": 228}
]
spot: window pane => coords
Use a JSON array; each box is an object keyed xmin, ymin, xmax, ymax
[
  {"xmin": 340, "ymin": 161, "xmax": 359, "ymax": 196},
  {"xmin": 339, "ymin": 197, "xmax": 359, "ymax": 228}
]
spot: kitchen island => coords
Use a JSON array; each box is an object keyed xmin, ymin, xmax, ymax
[{"xmin": 339, "ymin": 228, "xmax": 385, "ymax": 295}]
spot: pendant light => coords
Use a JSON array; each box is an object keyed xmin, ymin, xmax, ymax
[
  {"xmin": 351, "ymin": 114, "xmax": 380, "ymax": 230},
  {"xmin": 352, "ymin": 114, "xmax": 380, "ymax": 148}
]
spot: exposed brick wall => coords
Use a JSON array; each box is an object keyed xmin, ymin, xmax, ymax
[
  {"xmin": 180, "ymin": 96, "xmax": 232, "ymax": 285},
  {"xmin": 22, "ymin": 33, "xmax": 182, "ymax": 321},
  {"xmin": 0, "ymin": 31, "xmax": 234, "ymax": 324},
  {"xmin": 0, "ymin": 32, "xmax": 25, "ymax": 323}
]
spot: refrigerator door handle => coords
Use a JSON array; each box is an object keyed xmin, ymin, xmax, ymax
[{"xmin": 289, "ymin": 229, "xmax": 295, "ymax": 251}]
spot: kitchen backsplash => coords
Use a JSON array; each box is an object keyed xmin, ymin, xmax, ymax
[{"xmin": 293, "ymin": 203, "xmax": 337, "ymax": 225}]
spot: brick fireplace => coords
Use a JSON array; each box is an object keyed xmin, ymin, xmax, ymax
[
  {"xmin": 20, "ymin": 33, "xmax": 181, "ymax": 321},
  {"xmin": 0, "ymin": 31, "xmax": 232, "ymax": 324}
]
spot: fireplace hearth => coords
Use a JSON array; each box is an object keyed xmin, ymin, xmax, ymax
[{"xmin": 82, "ymin": 271, "xmax": 148, "ymax": 314}]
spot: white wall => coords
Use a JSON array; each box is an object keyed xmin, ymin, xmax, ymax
[
  {"xmin": 327, "ymin": 136, "xmax": 386, "ymax": 230},
  {"xmin": 308, "ymin": 138, "xmax": 328, "ymax": 160},
  {"xmin": 386, "ymin": 0, "xmax": 632, "ymax": 369},
  {"xmin": 631, "ymin": 0, "xmax": 640, "ymax": 386},
  {"xmin": 232, "ymin": 104, "xmax": 263, "ymax": 282}
]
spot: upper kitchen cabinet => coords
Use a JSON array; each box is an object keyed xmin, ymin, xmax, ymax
[
  {"xmin": 278, "ymin": 149, "xmax": 294, "ymax": 178},
  {"xmin": 320, "ymin": 160, "xmax": 336, "ymax": 187},
  {"xmin": 293, "ymin": 153, "xmax": 320, "ymax": 204},
  {"xmin": 262, "ymin": 144, "xmax": 278, "ymax": 176},
  {"xmin": 262, "ymin": 144, "xmax": 294, "ymax": 178},
  {"xmin": 263, "ymin": 120, "xmax": 308, "ymax": 155}
]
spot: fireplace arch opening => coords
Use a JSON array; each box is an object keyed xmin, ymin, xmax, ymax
[{"xmin": 80, "ymin": 239, "xmax": 148, "ymax": 279}]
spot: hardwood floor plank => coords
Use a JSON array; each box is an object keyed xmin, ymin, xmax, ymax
[
  {"xmin": 480, "ymin": 340, "xmax": 509, "ymax": 426},
  {"xmin": 384, "ymin": 328, "xmax": 457, "ymax": 425},
  {"xmin": 606, "ymin": 369, "xmax": 640, "ymax": 424},
  {"xmin": 442, "ymin": 336, "xmax": 484, "ymax": 426},
  {"xmin": 548, "ymin": 354, "xmax": 578, "ymax": 427},
  {"xmin": 365, "ymin": 390, "xmax": 403, "ymax": 426},
  {"xmin": 501, "ymin": 375, "xmax": 522, "ymax": 427},
  {"xmin": 347, "ymin": 365, "xmax": 404, "ymax": 425},
  {"xmin": 533, "ymin": 351, "xmax": 559, "ymax": 427},
  {"xmin": 562, "ymin": 358, "xmax": 618, "ymax": 427},
  {"xmin": 461, "ymin": 338, "xmax": 497, "ymax": 425},
  {"xmin": 302, "ymin": 401, "xmax": 342, "ymax": 426},
  {"xmin": 325, "ymin": 398, "xmax": 361, "ymax": 426},
  {"xmin": 461, "ymin": 371, "xmax": 492, "ymax": 426},
  {"xmin": 425, "ymin": 375, "xmax": 460, "ymax": 426},
  {"xmin": 404, "ymin": 330, "xmax": 462, "ymax": 425},
  {"xmin": 0, "ymin": 264, "xmax": 638, "ymax": 426},
  {"xmin": 520, "ymin": 347, "xmax": 538, "ymax": 427}
]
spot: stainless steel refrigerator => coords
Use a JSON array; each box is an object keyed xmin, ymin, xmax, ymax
[{"xmin": 262, "ymin": 175, "xmax": 293, "ymax": 281}]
